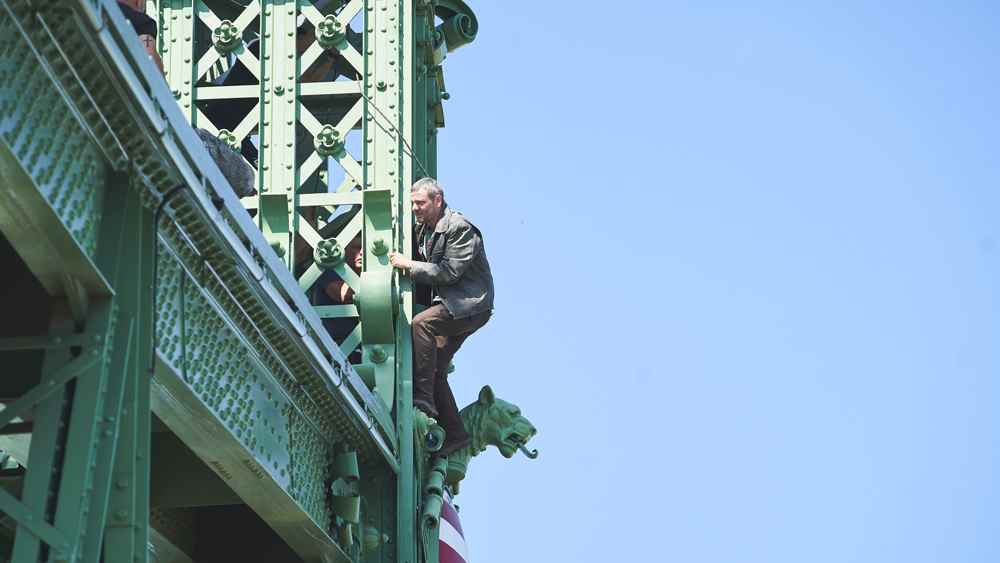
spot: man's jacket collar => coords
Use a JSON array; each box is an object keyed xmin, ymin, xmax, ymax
[{"xmin": 432, "ymin": 204, "xmax": 452, "ymax": 234}]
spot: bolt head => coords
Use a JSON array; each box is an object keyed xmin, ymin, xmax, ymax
[{"xmin": 217, "ymin": 129, "xmax": 239, "ymax": 149}]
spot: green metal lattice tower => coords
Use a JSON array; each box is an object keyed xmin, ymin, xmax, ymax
[{"xmin": 152, "ymin": 0, "xmax": 478, "ymax": 559}]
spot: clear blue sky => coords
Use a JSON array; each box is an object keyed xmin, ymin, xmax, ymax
[{"xmin": 432, "ymin": 1, "xmax": 999, "ymax": 562}]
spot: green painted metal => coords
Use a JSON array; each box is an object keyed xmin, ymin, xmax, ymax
[
  {"xmin": 152, "ymin": 1, "xmax": 427, "ymax": 556},
  {"xmin": 446, "ymin": 386, "xmax": 539, "ymax": 491},
  {"xmin": 3, "ymin": 302, "xmax": 121, "ymax": 561},
  {"xmin": 0, "ymin": 0, "xmax": 541, "ymax": 561}
]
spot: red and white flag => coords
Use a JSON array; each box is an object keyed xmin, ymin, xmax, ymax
[{"xmin": 440, "ymin": 492, "xmax": 469, "ymax": 563}]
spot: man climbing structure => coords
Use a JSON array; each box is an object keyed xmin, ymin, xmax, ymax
[{"xmin": 389, "ymin": 178, "xmax": 495, "ymax": 457}]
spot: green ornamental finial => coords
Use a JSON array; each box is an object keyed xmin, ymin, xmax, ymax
[
  {"xmin": 414, "ymin": 409, "xmax": 445, "ymax": 453},
  {"xmin": 362, "ymin": 525, "xmax": 389, "ymax": 554},
  {"xmin": 212, "ymin": 20, "xmax": 242, "ymax": 53},
  {"xmin": 217, "ymin": 129, "xmax": 238, "ymax": 150},
  {"xmin": 313, "ymin": 238, "xmax": 344, "ymax": 269},
  {"xmin": 317, "ymin": 15, "xmax": 347, "ymax": 49},
  {"xmin": 330, "ymin": 450, "xmax": 360, "ymax": 522},
  {"xmin": 315, "ymin": 125, "xmax": 346, "ymax": 158}
]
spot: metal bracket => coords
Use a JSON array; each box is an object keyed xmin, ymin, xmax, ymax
[
  {"xmin": 62, "ymin": 273, "xmax": 89, "ymax": 324},
  {"xmin": 259, "ymin": 193, "xmax": 291, "ymax": 259}
]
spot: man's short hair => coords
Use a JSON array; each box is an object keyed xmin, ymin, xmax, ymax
[{"xmin": 412, "ymin": 177, "xmax": 445, "ymax": 201}]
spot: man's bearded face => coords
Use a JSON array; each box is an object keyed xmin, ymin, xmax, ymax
[{"xmin": 412, "ymin": 189, "xmax": 442, "ymax": 225}]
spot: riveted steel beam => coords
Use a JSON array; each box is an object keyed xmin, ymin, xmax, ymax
[
  {"xmin": 0, "ymin": 43, "xmax": 113, "ymax": 299},
  {"xmin": 151, "ymin": 352, "xmax": 351, "ymax": 562}
]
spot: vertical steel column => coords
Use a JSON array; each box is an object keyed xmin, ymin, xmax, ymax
[
  {"xmin": 101, "ymin": 184, "xmax": 154, "ymax": 563},
  {"xmin": 81, "ymin": 315, "xmax": 134, "ymax": 562},
  {"xmin": 259, "ymin": 0, "xmax": 300, "ymax": 268},
  {"xmin": 360, "ymin": 0, "xmax": 417, "ymax": 558},
  {"xmin": 359, "ymin": 0, "xmax": 402, "ymax": 404},
  {"xmin": 160, "ymin": 0, "xmax": 197, "ymax": 123},
  {"xmin": 411, "ymin": 0, "xmax": 432, "ymax": 178},
  {"xmin": 49, "ymin": 301, "xmax": 117, "ymax": 561}
]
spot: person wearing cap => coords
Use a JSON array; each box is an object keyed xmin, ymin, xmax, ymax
[{"xmin": 389, "ymin": 178, "xmax": 495, "ymax": 457}]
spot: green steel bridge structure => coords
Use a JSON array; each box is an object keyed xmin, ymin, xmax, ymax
[{"xmin": 0, "ymin": 0, "xmax": 536, "ymax": 561}]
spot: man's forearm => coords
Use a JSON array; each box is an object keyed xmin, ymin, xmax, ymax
[
  {"xmin": 139, "ymin": 35, "xmax": 163, "ymax": 72},
  {"xmin": 409, "ymin": 260, "xmax": 461, "ymax": 286}
]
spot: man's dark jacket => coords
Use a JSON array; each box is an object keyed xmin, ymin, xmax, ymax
[{"xmin": 410, "ymin": 206, "xmax": 494, "ymax": 319}]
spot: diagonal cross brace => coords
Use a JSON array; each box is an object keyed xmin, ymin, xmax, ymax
[
  {"xmin": 0, "ymin": 488, "xmax": 70, "ymax": 556},
  {"xmin": 0, "ymin": 353, "xmax": 99, "ymax": 432},
  {"xmin": 0, "ymin": 334, "xmax": 87, "ymax": 351}
]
